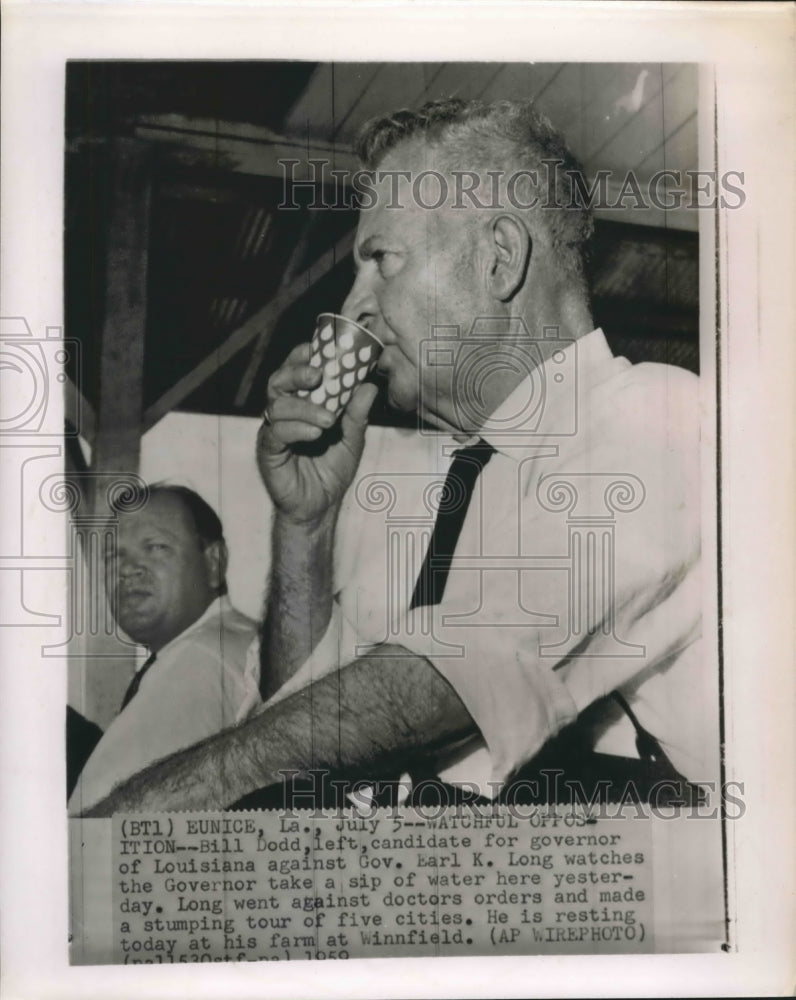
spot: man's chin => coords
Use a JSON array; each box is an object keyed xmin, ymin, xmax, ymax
[{"xmin": 117, "ymin": 605, "xmax": 158, "ymax": 645}]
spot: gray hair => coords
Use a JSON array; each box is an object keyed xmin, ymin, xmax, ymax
[{"xmin": 355, "ymin": 97, "xmax": 594, "ymax": 276}]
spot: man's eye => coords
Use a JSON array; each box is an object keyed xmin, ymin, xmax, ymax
[
  {"xmin": 372, "ymin": 250, "xmax": 398, "ymax": 275},
  {"xmin": 146, "ymin": 542, "xmax": 168, "ymax": 552}
]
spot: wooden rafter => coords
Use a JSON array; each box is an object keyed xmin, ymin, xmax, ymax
[
  {"xmin": 234, "ymin": 213, "xmax": 319, "ymax": 408},
  {"xmin": 64, "ymin": 374, "xmax": 95, "ymax": 444},
  {"xmin": 91, "ymin": 139, "xmax": 150, "ymax": 504},
  {"xmin": 134, "ymin": 114, "xmax": 358, "ymax": 179},
  {"xmin": 142, "ymin": 227, "xmax": 356, "ymax": 432}
]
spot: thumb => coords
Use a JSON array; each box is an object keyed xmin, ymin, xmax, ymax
[{"xmin": 341, "ymin": 382, "xmax": 378, "ymax": 436}]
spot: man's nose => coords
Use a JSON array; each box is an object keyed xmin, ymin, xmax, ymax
[
  {"xmin": 341, "ymin": 271, "xmax": 378, "ymax": 329},
  {"xmin": 118, "ymin": 552, "xmax": 143, "ymax": 578}
]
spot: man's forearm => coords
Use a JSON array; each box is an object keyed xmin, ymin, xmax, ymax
[
  {"xmin": 260, "ymin": 509, "xmax": 337, "ymax": 700},
  {"xmin": 81, "ymin": 646, "xmax": 476, "ymax": 816}
]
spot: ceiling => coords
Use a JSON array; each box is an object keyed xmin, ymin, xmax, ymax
[
  {"xmin": 285, "ymin": 61, "xmax": 698, "ymax": 190},
  {"xmin": 68, "ymin": 60, "xmax": 698, "ymax": 193}
]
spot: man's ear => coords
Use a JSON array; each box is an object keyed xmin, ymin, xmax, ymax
[
  {"xmin": 203, "ymin": 539, "xmax": 228, "ymax": 595},
  {"xmin": 486, "ymin": 214, "xmax": 531, "ymax": 302}
]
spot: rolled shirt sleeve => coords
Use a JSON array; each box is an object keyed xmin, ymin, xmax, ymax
[
  {"xmin": 392, "ymin": 607, "xmax": 579, "ymax": 787},
  {"xmin": 248, "ymin": 580, "xmax": 580, "ymax": 790}
]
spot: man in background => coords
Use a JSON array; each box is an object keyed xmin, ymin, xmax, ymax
[
  {"xmin": 68, "ymin": 484, "xmax": 257, "ymax": 813},
  {"xmin": 82, "ymin": 98, "xmax": 707, "ymax": 815}
]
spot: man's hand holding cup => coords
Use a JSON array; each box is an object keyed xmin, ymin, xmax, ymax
[{"xmin": 256, "ymin": 314, "xmax": 383, "ymax": 525}]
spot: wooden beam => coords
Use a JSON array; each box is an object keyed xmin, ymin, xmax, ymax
[
  {"xmin": 64, "ymin": 374, "xmax": 95, "ymax": 444},
  {"xmin": 134, "ymin": 114, "xmax": 358, "ymax": 179},
  {"xmin": 592, "ymin": 174, "xmax": 697, "ymax": 232},
  {"xmin": 234, "ymin": 214, "xmax": 318, "ymax": 408},
  {"xmin": 91, "ymin": 139, "xmax": 151, "ymax": 507},
  {"xmin": 142, "ymin": 227, "xmax": 356, "ymax": 432},
  {"xmin": 79, "ymin": 139, "xmax": 150, "ymax": 710},
  {"xmin": 157, "ymin": 181, "xmax": 246, "ymax": 205}
]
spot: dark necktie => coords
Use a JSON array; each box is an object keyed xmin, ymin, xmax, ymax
[
  {"xmin": 119, "ymin": 652, "xmax": 157, "ymax": 712},
  {"xmin": 395, "ymin": 440, "xmax": 496, "ymax": 809},
  {"xmin": 410, "ymin": 439, "xmax": 496, "ymax": 610}
]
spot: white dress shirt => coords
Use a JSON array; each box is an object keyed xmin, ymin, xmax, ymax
[
  {"xmin": 69, "ymin": 595, "xmax": 256, "ymax": 812},
  {"xmin": 243, "ymin": 329, "xmax": 716, "ymax": 795}
]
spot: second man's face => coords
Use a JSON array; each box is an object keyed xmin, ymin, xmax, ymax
[
  {"xmin": 342, "ymin": 146, "xmax": 492, "ymax": 431},
  {"xmin": 106, "ymin": 493, "xmax": 219, "ymax": 652}
]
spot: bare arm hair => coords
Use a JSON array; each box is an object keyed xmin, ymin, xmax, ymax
[
  {"xmin": 258, "ymin": 511, "xmax": 336, "ymax": 700},
  {"xmin": 80, "ymin": 645, "xmax": 476, "ymax": 816}
]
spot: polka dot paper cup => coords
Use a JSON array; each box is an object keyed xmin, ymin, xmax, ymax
[{"xmin": 296, "ymin": 313, "xmax": 384, "ymax": 419}]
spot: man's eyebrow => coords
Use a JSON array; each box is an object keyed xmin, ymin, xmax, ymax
[
  {"xmin": 354, "ymin": 234, "xmax": 386, "ymax": 266},
  {"xmin": 136, "ymin": 526, "xmax": 183, "ymax": 544},
  {"xmin": 106, "ymin": 525, "xmax": 186, "ymax": 555},
  {"xmin": 150, "ymin": 525, "xmax": 185, "ymax": 541}
]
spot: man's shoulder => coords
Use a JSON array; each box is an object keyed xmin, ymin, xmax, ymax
[
  {"xmin": 592, "ymin": 358, "xmax": 700, "ymax": 442},
  {"xmin": 600, "ymin": 352, "xmax": 698, "ymax": 394},
  {"xmin": 538, "ymin": 356, "xmax": 702, "ymax": 519},
  {"xmin": 220, "ymin": 602, "xmax": 258, "ymax": 634},
  {"xmin": 173, "ymin": 601, "xmax": 257, "ymax": 669},
  {"xmin": 623, "ymin": 358, "xmax": 699, "ymax": 393}
]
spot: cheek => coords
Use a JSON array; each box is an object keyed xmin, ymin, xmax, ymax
[
  {"xmin": 149, "ymin": 561, "xmax": 181, "ymax": 597},
  {"xmin": 382, "ymin": 309, "xmax": 429, "ymax": 364},
  {"xmin": 180, "ymin": 554, "xmax": 211, "ymax": 594},
  {"xmin": 379, "ymin": 293, "xmax": 405, "ymax": 334},
  {"xmin": 381, "ymin": 273, "xmax": 430, "ymax": 324}
]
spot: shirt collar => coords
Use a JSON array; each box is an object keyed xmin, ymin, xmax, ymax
[
  {"xmin": 450, "ymin": 327, "xmax": 615, "ymax": 461},
  {"xmin": 147, "ymin": 594, "xmax": 231, "ymax": 659}
]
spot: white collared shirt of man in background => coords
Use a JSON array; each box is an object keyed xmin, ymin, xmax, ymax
[{"xmin": 69, "ymin": 595, "xmax": 256, "ymax": 812}]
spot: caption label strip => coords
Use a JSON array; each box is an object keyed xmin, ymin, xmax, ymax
[{"xmin": 110, "ymin": 807, "xmax": 653, "ymax": 963}]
